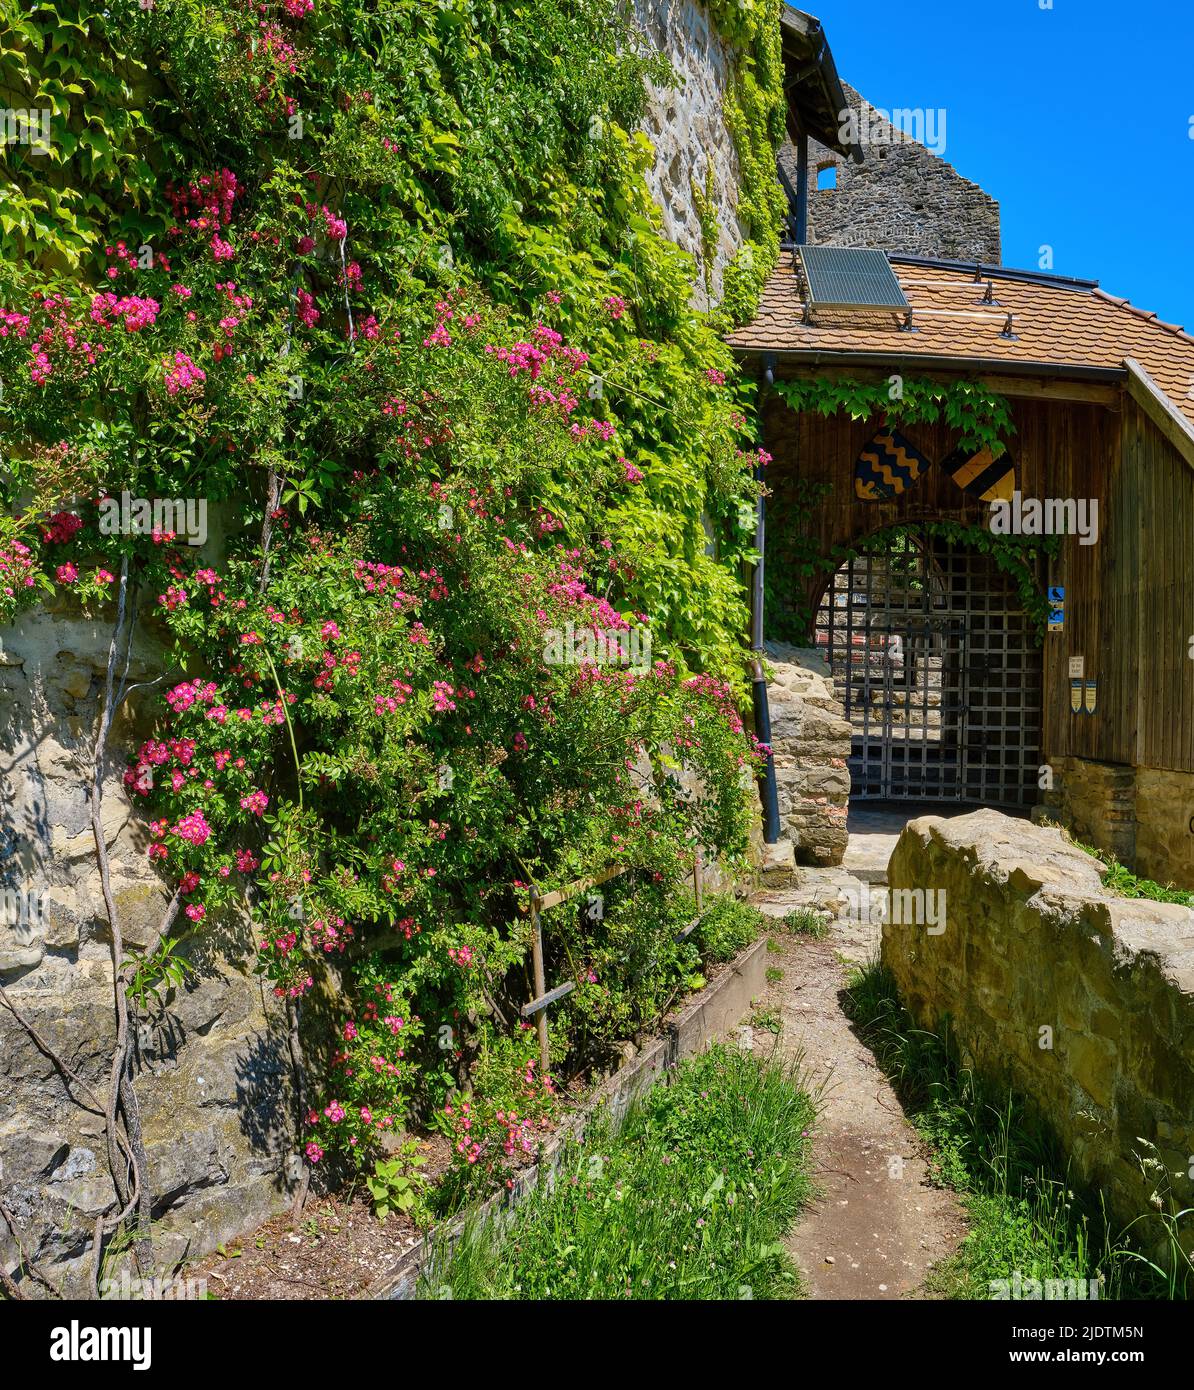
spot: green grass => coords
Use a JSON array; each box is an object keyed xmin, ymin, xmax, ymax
[
  {"xmin": 845, "ymin": 961, "xmax": 1186, "ymax": 1300},
  {"xmin": 417, "ymin": 1045, "xmax": 816, "ymax": 1300},
  {"xmin": 750, "ymin": 1005, "xmax": 782, "ymax": 1035},
  {"xmin": 1091, "ymin": 855, "xmax": 1194, "ymax": 907},
  {"xmin": 1063, "ymin": 834, "xmax": 1194, "ymax": 907},
  {"xmin": 780, "ymin": 906, "xmax": 831, "ymax": 939}
]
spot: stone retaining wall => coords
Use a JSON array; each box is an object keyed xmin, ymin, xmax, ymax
[
  {"xmin": 1135, "ymin": 767, "xmax": 1194, "ymax": 892},
  {"xmin": 883, "ymin": 809, "xmax": 1194, "ymax": 1257},
  {"xmin": 0, "ymin": 598, "xmax": 292, "ymax": 1297},
  {"xmin": 1035, "ymin": 755, "xmax": 1194, "ymax": 891}
]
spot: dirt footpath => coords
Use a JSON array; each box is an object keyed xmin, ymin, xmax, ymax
[{"xmin": 752, "ymin": 871, "xmax": 966, "ymax": 1299}]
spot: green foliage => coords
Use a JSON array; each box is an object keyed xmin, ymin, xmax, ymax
[
  {"xmin": 122, "ymin": 935, "xmax": 194, "ymax": 1010},
  {"xmin": 1068, "ymin": 840, "xmax": 1194, "ymax": 907},
  {"xmin": 366, "ymin": 1147, "xmax": 429, "ymax": 1224},
  {"xmin": 0, "ymin": 1, "xmax": 166, "ymax": 271},
  {"xmin": 417, "ymin": 1043, "xmax": 816, "ymax": 1300},
  {"xmin": 549, "ymin": 879, "xmax": 702, "ymax": 1061},
  {"xmin": 774, "ymin": 375, "xmax": 1016, "ymax": 457},
  {"xmin": 694, "ymin": 893, "xmax": 764, "ymax": 962},
  {"xmin": 704, "ymin": 0, "xmax": 780, "ymax": 50}
]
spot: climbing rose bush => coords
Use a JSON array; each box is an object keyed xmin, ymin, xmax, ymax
[
  {"xmin": 0, "ymin": 0, "xmax": 777, "ymax": 1194},
  {"xmin": 0, "ymin": 296, "xmax": 763, "ymax": 1181},
  {"xmin": 305, "ymin": 962, "xmax": 424, "ymax": 1166}
]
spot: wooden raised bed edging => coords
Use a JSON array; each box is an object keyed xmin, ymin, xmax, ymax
[{"xmin": 368, "ymin": 933, "xmax": 770, "ymax": 1299}]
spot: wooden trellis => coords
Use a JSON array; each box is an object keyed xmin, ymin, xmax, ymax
[{"xmin": 520, "ymin": 850, "xmax": 706, "ymax": 1074}]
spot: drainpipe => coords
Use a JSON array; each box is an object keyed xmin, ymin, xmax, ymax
[
  {"xmin": 752, "ymin": 355, "xmax": 781, "ymax": 845},
  {"xmin": 794, "ymin": 128, "xmax": 809, "ymax": 245}
]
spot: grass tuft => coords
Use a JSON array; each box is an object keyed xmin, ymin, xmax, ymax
[
  {"xmin": 695, "ymin": 896, "xmax": 766, "ymax": 962},
  {"xmin": 780, "ymin": 906, "xmax": 831, "ymax": 939}
]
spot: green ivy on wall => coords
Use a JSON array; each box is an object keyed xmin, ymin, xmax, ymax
[
  {"xmin": 708, "ymin": 0, "xmax": 788, "ymax": 332},
  {"xmin": 0, "ymin": 2, "xmax": 168, "ymax": 272},
  {"xmin": 774, "ymin": 374, "xmax": 1016, "ymax": 456}
]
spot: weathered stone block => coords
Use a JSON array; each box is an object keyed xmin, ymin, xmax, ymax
[
  {"xmin": 759, "ymin": 838, "xmax": 796, "ymax": 888},
  {"xmin": 763, "ymin": 642, "xmax": 850, "ymax": 867}
]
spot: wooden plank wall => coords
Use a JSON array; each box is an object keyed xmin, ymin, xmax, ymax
[
  {"xmin": 1125, "ymin": 398, "xmax": 1194, "ymax": 773},
  {"xmin": 1037, "ymin": 402, "xmax": 1135, "ymax": 767},
  {"xmin": 763, "ymin": 388, "xmax": 1194, "ymax": 775}
]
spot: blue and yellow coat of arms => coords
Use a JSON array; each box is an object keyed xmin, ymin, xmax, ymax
[{"xmin": 854, "ymin": 429, "xmax": 932, "ymax": 501}]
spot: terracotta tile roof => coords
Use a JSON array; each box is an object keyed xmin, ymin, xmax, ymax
[{"xmin": 726, "ymin": 253, "xmax": 1194, "ymax": 427}]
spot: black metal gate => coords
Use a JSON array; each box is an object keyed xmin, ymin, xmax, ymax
[{"xmin": 813, "ymin": 527, "xmax": 1042, "ymax": 806}]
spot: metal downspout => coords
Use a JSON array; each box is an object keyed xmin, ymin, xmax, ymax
[
  {"xmin": 752, "ymin": 356, "xmax": 781, "ymax": 844},
  {"xmin": 795, "ymin": 129, "xmax": 809, "ymax": 246}
]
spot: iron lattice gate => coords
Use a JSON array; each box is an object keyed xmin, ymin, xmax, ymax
[{"xmin": 813, "ymin": 528, "xmax": 1042, "ymax": 806}]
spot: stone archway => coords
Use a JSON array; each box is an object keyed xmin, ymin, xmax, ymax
[{"xmin": 812, "ymin": 525, "xmax": 1042, "ymax": 807}]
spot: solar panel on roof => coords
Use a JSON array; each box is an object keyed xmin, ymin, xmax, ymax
[{"xmin": 798, "ymin": 245, "xmax": 909, "ymax": 317}]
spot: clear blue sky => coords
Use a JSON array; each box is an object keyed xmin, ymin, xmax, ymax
[{"xmin": 799, "ymin": 0, "xmax": 1194, "ymax": 330}]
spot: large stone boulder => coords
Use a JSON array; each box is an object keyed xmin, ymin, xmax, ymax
[
  {"xmin": 764, "ymin": 641, "xmax": 851, "ymax": 866},
  {"xmin": 883, "ymin": 809, "xmax": 1194, "ymax": 1257}
]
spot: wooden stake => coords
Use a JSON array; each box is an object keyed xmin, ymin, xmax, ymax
[{"xmin": 529, "ymin": 896, "xmax": 550, "ymax": 1077}]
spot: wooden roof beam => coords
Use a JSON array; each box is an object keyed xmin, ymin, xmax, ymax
[
  {"xmin": 764, "ymin": 360, "xmax": 1123, "ymax": 407},
  {"xmin": 978, "ymin": 374, "xmax": 1121, "ymax": 407},
  {"xmin": 1124, "ymin": 357, "xmax": 1194, "ymax": 472}
]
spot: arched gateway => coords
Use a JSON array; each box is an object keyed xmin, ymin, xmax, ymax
[{"xmin": 813, "ymin": 526, "xmax": 1041, "ymax": 807}]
